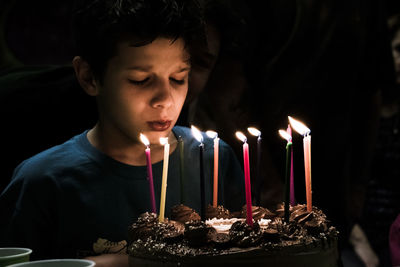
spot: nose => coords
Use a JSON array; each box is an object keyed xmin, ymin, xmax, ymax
[{"xmin": 150, "ymin": 79, "xmax": 173, "ymax": 109}]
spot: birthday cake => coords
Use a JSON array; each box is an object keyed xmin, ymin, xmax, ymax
[{"xmin": 127, "ymin": 203, "xmax": 340, "ymax": 267}]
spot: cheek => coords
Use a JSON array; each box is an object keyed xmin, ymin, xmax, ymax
[{"xmin": 175, "ymin": 88, "xmax": 188, "ymax": 107}]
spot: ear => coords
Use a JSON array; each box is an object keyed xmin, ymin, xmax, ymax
[{"xmin": 72, "ymin": 56, "xmax": 99, "ymax": 96}]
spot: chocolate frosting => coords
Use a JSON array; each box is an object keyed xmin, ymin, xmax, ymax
[
  {"xmin": 170, "ymin": 204, "xmax": 201, "ymax": 223},
  {"xmin": 205, "ymin": 204, "xmax": 231, "ymax": 219},
  {"xmin": 289, "ymin": 204, "xmax": 329, "ymax": 235},
  {"xmin": 229, "ymin": 220, "xmax": 262, "ymax": 247},
  {"xmin": 184, "ymin": 221, "xmax": 217, "ymax": 247},
  {"xmin": 128, "ymin": 203, "xmax": 339, "ymax": 261},
  {"xmin": 128, "ymin": 212, "xmax": 184, "ymax": 243},
  {"xmin": 240, "ymin": 205, "xmax": 275, "ymax": 220},
  {"xmin": 128, "ymin": 212, "xmax": 158, "ymax": 242}
]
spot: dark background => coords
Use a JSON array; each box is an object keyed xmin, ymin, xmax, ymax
[{"xmin": 1, "ymin": 0, "xmax": 400, "ymax": 265}]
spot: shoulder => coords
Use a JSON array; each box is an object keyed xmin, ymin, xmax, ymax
[{"xmin": 12, "ymin": 132, "xmax": 91, "ymax": 183}]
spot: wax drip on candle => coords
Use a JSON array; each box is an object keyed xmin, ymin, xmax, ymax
[
  {"xmin": 206, "ymin": 130, "xmax": 219, "ymax": 208},
  {"xmin": 191, "ymin": 125, "xmax": 206, "ymax": 220},
  {"xmin": 235, "ymin": 131, "xmax": 254, "ymax": 227},
  {"xmin": 140, "ymin": 133, "xmax": 156, "ymax": 214},
  {"xmin": 247, "ymin": 127, "xmax": 262, "ymax": 206}
]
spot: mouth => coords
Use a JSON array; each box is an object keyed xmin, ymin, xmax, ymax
[{"xmin": 147, "ymin": 120, "xmax": 172, "ymax": 131}]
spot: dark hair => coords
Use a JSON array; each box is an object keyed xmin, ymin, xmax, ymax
[{"xmin": 72, "ymin": 0, "xmax": 205, "ymax": 81}]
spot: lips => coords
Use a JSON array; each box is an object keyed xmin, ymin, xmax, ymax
[{"xmin": 147, "ymin": 120, "xmax": 172, "ymax": 131}]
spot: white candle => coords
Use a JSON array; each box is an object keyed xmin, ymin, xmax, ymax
[{"xmin": 288, "ymin": 116, "xmax": 312, "ymax": 212}]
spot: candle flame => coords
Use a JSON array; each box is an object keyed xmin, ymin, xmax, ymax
[
  {"xmin": 288, "ymin": 116, "xmax": 310, "ymax": 136},
  {"xmin": 279, "ymin": 129, "xmax": 292, "ymax": 142},
  {"xmin": 159, "ymin": 137, "xmax": 169, "ymax": 145},
  {"xmin": 191, "ymin": 125, "xmax": 203, "ymax": 143},
  {"xmin": 206, "ymin": 130, "xmax": 218, "ymax": 139},
  {"xmin": 235, "ymin": 131, "xmax": 247, "ymax": 143},
  {"xmin": 140, "ymin": 133, "xmax": 150, "ymax": 146},
  {"xmin": 247, "ymin": 127, "xmax": 261, "ymax": 137}
]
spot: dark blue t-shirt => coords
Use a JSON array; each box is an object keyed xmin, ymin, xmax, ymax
[{"xmin": 0, "ymin": 126, "xmax": 244, "ymax": 259}]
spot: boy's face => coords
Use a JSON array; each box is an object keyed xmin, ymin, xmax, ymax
[{"xmin": 96, "ymin": 37, "xmax": 190, "ymax": 144}]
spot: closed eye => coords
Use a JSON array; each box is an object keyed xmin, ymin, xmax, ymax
[
  {"xmin": 128, "ymin": 78, "xmax": 149, "ymax": 85},
  {"xmin": 170, "ymin": 78, "xmax": 186, "ymax": 85}
]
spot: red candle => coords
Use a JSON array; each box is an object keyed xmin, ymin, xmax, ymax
[
  {"xmin": 236, "ymin": 131, "xmax": 253, "ymax": 226},
  {"xmin": 140, "ymin": 133, "xmax": 156, "ymax": 214}
]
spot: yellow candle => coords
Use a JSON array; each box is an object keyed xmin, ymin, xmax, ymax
[{"xmin": 159, "ymin": 137, "xmax": 170, "ymax": 222}]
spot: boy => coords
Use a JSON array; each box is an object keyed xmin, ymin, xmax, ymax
[{"xmin": 0, "ymin": 0, "xmax": 245, "ymax": 265}]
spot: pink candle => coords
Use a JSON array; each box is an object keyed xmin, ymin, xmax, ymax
[
  {"xmin": 140, "ymin": 134, "xmax": 156, "ymax": 214},
  {"xmin": 236, "ymin": 131, "xmax": 253, "ymax": 226},
  {"xmin": 303, "ymin": 134, "xmax": 312, "ymax": 212}
]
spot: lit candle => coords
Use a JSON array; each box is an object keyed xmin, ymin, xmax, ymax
[
  {"xmin": 287, "ymin": 125, "xmax": 296, "ymax": 206},
  {"xmin": 236, "ymin": 131, "xmax": 253, "ymax": 226},
  {"xmin": 288, "ymin": 116, "xmax": 312, "ymax": 212},
  {"xmin": 206, "ymin": 130, "xmax": 219, "ymax": 207},
  {"xmin": 140, "ymin": 133, "xmax": 156, "ymax": 214},
  {"xmin": 248, "ymin": 127, "xmax": 261, "ymax": 205},
  {"xmin": 159, "ymin": 137, "xmax": 170, "ymax": 222},
  {"xmin": 178, "ymin": 136, "xmax": 185, "ymax": 204},
  {"xmin": 191, "ymin": 125, "xmax": 205, "ymax": 220},
  {"xmin": 279, "ymin": 129, "xmax": 293, "ymax": 222}
]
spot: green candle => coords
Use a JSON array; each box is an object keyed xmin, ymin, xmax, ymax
[
  {"xmin": 178, "ymin": 136, "xmax": 185, "ymax": 204},
  {"xmin": 284, "ymin": 141, "xmax": 292, "ymax": 222}
]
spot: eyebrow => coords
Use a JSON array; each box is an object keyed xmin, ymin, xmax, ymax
[{"xmin": 126, "ymin": 62, "xmax": 191, "ymax": 72}]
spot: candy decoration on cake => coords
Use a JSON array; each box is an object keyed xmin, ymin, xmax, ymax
[
  {"xmin": 206, "ymin": 130, "xmax": 219, "ymax": 208},
  {"xmin": 247, "ymin": 127, "xmax": 262, "ymax": 206},
  {"xmin": 191, "ymin": 125, "xmax": 206, "ymax": 220},
  {"xmin": 235, "ymin": 131, "xmax": 254, "ymax": 227},
  {"xmin": 159, "ymin": 137, "xmax": 170, "ymax": 222},
  {"xmin": 139, "ymin": 133, "xmax": 156, "ymax": 214},
  {"xmin": 279, "ymin": 129, "xmax": 293, "ymax": 222},
  {"xmin": 288, "ymin": 116, "xmax": 312, "ymax": 212}
]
